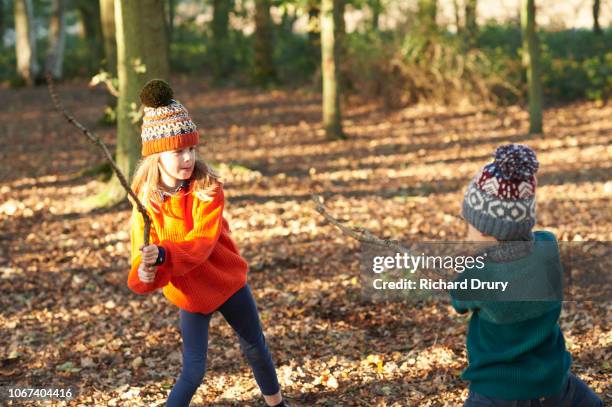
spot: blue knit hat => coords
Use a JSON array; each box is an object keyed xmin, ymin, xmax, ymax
[{"xmin": 462, "ymin": 144, "xmax": 539, "ymax": 240}]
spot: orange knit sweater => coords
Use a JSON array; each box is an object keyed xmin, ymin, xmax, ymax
[{"xmin": 126, "ymin": 181, "xmax": 248, "ymax": 314}]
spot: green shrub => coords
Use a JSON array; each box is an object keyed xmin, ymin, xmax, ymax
[
  {"xmin": 170, "ymin": 22, "xmax": 253, "ymax": 82},
  {"xmin": 342, "ymin": 22, "xmax": 611, "ymax": 106},
  {"xmin": 583, "ymin": 52, "xmax": 612, "ymax": 101},
  {"xmin": 343, "ymin": 26, "xmax": 520, "ymax": 107},
  {"xmin": 273, "ymin": 30, "xmax": 319, "ymax": 86}
]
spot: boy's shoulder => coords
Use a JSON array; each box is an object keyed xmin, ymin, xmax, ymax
[{"xmin": 533, "ymin": 230, "xmax": 557, "ymax": 243}]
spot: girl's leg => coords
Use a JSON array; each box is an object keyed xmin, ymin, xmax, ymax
[
  {"xmin": 218, "ymin": 284, "xmax": 282, "ymax": 405},
  {"xmin": 166, "ymin": 309, "xmax": 212, "ymax": 407}
]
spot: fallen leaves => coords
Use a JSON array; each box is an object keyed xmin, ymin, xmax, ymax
[{"xmin": 0, "ymin": 81, "xmax": 609, "ymax": 405}]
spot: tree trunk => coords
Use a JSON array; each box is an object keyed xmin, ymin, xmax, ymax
[
  {"xmin": 253, "ymin": 0, "xmax": 276, "ymax": 84},
  {"xmin": 308, "ymin": 1, "xmax": 321, "ymax": 51},
  {"xmin": 46, "ymin": 0, "xmax": 66, "ymax": 80},
  {"xmin": 211, "ymin": 0, "xmax": 233, "ymax": 77},
  {"xmin": 14, "ymin": 0, "xmax": 39, "ymax": 86},
  {"xmin": 336, "ymin": 0, "xmax": 349, "ymax": 93},
  {"xmin": 0, "ymin": 0, "xmax": 5, "ymax": 47},
  {"xmin": 452, "ymin": 0, "xmax": 461, "ymax": 34},
  {"xmin": 417, "ymin": 0, "xmax": 437, "ymax": 33},
  {"xmin": 167, "ymin": 0, "xmax": 175, "ymax": 42},
  {"xmin": 370, "ymin": 0, "xmax": 382, "ymax": 30},
  {"xmin": 280, "ymin": 5, "xmax": 298, "ymax": 33},
  {"xmin": 336, "ymin": 0, "xmax": 345, "ymax": 37},
  {"xmin": 95, "ymin": 0, "xmax": 169, "ymax": 207},
  {"xmin": 321, "ymin": 0, "xmax": 344, "ymax": 140},
  {"xmin": 75, "ymin": 0, "xmax": 103, "ymax": 68},
  {"xmin": 212, "ymin": 0, "xmax": 230, "ymax": 41},
  {"xmin": 99, "ymin": 0, "xmax": 116, "ymax": 75},
  {"xmin": 593, "ymin": 0, "xmax": 602, "ymax": 35},
  {"xmin": 521, "ymin": 0, "xmax": 542, "ymax": 134},
  {"xmin": 464, "ymin": 0, "xmax": 478, "ymax": 47}
]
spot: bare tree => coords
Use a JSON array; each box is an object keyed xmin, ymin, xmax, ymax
[
  {"xmin": 521, "ymin": 0, "xmax": 543, "ymax": 134},
  {"xmin": 370, "ymin": 0, "xmax": 383, "ymax": 30},
  {"xmin": 46, "ymin": 0, "xmax": 66, "ymax": 80},
  {"xmin": 99, "ymin": 0, "xmax": 116, "ymax": 75},
  {"xmin": 167, "ymin": 0, "xmax": 175, "ymax": 42},
  {"xmin": 417, "ymin": 0, "xmax": 437, "ymax": 33},
  {"xmin": 0, "ymin": 0, "xmax": 5, "ymax": 46},
  {"xmin": 254, "ymin": 0, "xmax": 276, "ymax": 84},
  {"xmin": 593, "ymin": 0, "xmax": 602, "ymax": 35},
  {"xmin": 321, "ymin": 0, "xmax": 345, "ymax": 140},
  {"xmin": 211, "ymin": 0, "xmax": 233, "ymax": 77},
  {"xmin": 14, "ymin": 0, "xmax": 39, "ymax": 86},
  {"xmin": 90, "ymin": 0, "xmax": 170, "ymax": 208},
  {"xmin": 307, "ymin": 0, "xmax": 321, "ymax": 51},
  {"xmin": 452, "ymin": 0, "xmax": 461, "ymax": 34},
  {"xmin": 464, "ymin": 0, "xmax": 478, "ymax": 47},
  {"xmin": 74, "ymin": 0, "xmax": 103, "ymax": 66}
]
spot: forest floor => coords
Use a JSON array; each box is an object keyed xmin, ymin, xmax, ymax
[{"xmin": 0, "ymin": 77, "xmax": 610, "ymax": 406}]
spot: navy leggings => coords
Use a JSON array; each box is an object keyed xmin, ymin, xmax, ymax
[
  {"xmin": 166, "ymin": 284, "xmax": 280, "ymax": 407},
  {"xmin": 464, "ymin": 373, "xmax": 603, "ymax": 406}
]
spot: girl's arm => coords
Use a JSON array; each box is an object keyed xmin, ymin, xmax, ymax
[
  {"xmin": 127, "ymin": 206, "xmax": 171, "ymax": 294},
  {"xmin": 155, "ymin": 184, "xmax": 225, "ymax": 278}
]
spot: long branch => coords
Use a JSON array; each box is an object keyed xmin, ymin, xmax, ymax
[
  {"xmin": 46, "ymin": 72, "xmax": 152, "ymax": 245},
  {"xmin": 311, "ymin": 194, "xmax": 408, "ymax": 253},
  {"xmin": 311, "ymin": 194, "xmax": 451, "ymax": 278}
]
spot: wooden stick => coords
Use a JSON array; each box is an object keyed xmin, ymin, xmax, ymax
[
  {"xmin": 311, "ymin": 194, "xmax": 409, "ymax": 252},
  {"xmin": 311, "ymin": 194, "xmax": 450, "ymax": 278},
  {"xmin": 46, "ymin": 72, "xmax": 152, "ymax": 246}
]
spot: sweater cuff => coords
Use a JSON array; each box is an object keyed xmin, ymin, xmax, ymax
[{"xmin": 153, "ymin": 245, "xmax": 166, "ymax": 266}]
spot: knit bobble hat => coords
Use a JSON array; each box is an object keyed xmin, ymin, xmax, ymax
[
  {"xmin": 139, "ymin": 79, "xmax": 199, "ymax": 156},
  {"xmin": 462, "ymin": 144, "xmax": 539, "ymax": 240}
]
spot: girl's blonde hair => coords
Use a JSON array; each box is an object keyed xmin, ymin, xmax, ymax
[{"xmin": 129, "ymin": 152, "xmax": 221, "ymax": 213}]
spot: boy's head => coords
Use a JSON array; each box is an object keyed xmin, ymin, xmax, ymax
[
  {"xmin": 462, "ymin": 144, "xmax": 539, "ymax": 241},
  {"xmin": 139, "ymin": 79, "xmax": 199, "ymax": 157}
]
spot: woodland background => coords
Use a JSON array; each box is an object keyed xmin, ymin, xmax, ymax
[{"xmin": 0, "ymin": 0, "xmax": 610, "ymax": 405}]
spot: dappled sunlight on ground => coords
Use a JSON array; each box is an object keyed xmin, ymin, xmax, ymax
[{"xmin": 0, "ymin": 78, "xmax": 609, "ymax": 405}]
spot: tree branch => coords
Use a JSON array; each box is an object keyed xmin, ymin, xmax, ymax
[
  {"xmin": 46, "ymin": 71, "xmax": 152, "ymax": 245},
  {"xmin": 89, "ymin": 70, "xmax": 119, "ymax": 97},
  {"xmin": 311, "ymin": 194, "xmax": 408, "ymax": 253},
  {"xmin": 311, "ymin": 194, "xmax": 451, "ymax": 278}
]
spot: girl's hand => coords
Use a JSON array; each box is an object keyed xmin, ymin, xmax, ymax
[
  {"xmin": 138, "ymin": 262, "xmax": 157, "ymax": 284},
  {"xmin": 140, "ymin": 244, "xmax": 159, "ymax": 266}
]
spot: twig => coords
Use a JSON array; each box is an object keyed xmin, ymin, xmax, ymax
[
  {"xmin": 311, "ymin": 194, "xmax": 451, "ymax": 278},
  {"xmin": 89, "ymin": 70, "xmax": 119, "ymax": 97},
  {"xmin": 46, "ymin": 71, "xmax": 152, "ymax": 245},
  {"xmin": 311, "ymin": 194, "xmax": 408, "ymax": 253}
]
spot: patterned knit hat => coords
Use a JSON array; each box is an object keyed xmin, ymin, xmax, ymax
[
  {"xmin": 139, "ymin": 79, "xmax": 199, "ymax": 156},
  {"xmin": 462, "ymin": 144, "xmax": 539, "ymax": 240}
]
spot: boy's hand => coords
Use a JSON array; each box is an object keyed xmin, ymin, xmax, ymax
[
  {"xmin": 138, "ymin": 262, "xmax": 157, "ymax": 284},
  {"xmin": 140, "ymin": 244, "xmax": 159, "ymax": 266}
]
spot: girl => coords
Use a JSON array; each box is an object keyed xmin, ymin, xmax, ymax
[{"xmin": 126, "ymin": 79, "xmax": 290, "ymax": 407}]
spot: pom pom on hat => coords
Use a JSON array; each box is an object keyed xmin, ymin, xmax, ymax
[
  {"xmin": 140, "ymin": 79, "xmax": 174, "ymax": 108},
  {"xmin": 491, "ymin": 144, "xmax": 539, "ymax": 181}
]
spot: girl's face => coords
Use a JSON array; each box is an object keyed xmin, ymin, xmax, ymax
[{"xmin": 158, "ymin": 146, "xmax": 196, "ymax": 185}]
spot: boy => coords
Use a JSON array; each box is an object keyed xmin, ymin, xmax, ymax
[{"xmin": 451, "ymin": 144, "xmax": 603, "ymax": 406}]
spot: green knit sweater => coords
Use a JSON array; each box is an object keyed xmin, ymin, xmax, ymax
[{"xmin": 451, "ymin": 231, "xmax": 572, "ymax": 400}]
